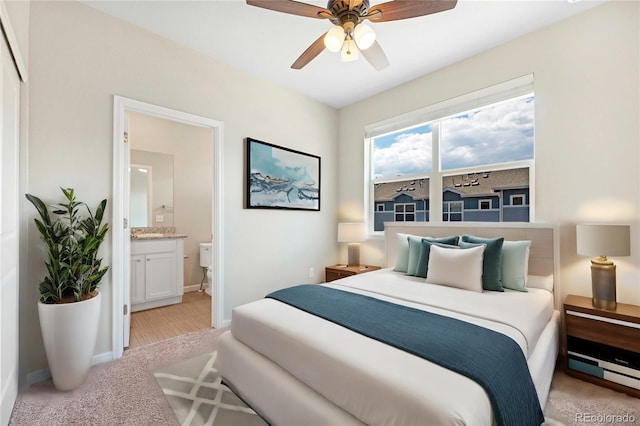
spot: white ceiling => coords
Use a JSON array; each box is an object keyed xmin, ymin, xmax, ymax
[{"xmin": 81, "ymin": 0, "xmax": 606, "ymax": 109}]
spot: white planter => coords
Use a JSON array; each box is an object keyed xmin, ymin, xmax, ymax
[{"xmin": 37, "ymin": 292, "xmax": 102, "ymax": 391}]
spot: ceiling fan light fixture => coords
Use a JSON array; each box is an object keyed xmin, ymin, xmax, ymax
[
  {"xmin": 341, "ymin": 38, "xmax": 359, "ymax": 62},
  {"xmin": 353, "ymin": 23, "xmax": 375, "ymax": 50},
  {"xmin": 324, "ymin": 25, "xmax": 345, "ymax": 52}
]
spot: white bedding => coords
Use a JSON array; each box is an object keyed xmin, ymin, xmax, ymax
[
  {"xmin": 226, "ymin": 268, "xmax": 555, "ymax": 425},
  {"xmin": 326, "ymin": 268, "xmax": 554, "ymax": 357}
]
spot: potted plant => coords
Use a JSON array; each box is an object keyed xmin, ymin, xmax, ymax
[{"xmin": 26, "ymin": 187, "xmax": 109, "ymax": 391}]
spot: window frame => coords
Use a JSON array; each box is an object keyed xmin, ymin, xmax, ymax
[
  {"xmin": 443, "ymin": 200, "xmax": 463, "ymax": 222},
  {"xmin": 511, "ymin": 194, "xmax": 526, "ymax": 206},
  {"xmin": 394, "ymin": 202, "xmax": 417, "ymax": 222},
  {"xmin": 479, "ymin": 199, "xmax": 492, "ymax": 210},
  {"xmin": 364, "ymin": 75, "xmax": 535, "ymax": 235}
]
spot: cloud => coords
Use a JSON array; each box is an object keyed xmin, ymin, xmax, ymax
[
  {"xmin": 374, "ymin": 131, "xmax": 432, "ymax": 178},
  {"xmin": 440, "ymin": 96, "xmax": 534, "ymax": 169},
  {"xmin": 373, "ymin": 96, "xmax": 534, "ymax": 177}
]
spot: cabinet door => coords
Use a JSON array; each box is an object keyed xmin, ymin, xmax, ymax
[
  {"xmin": 145, "ymin": 252, "xmax": 177, "ymax": 300},
  {"xmin": 130, "ymin": 255, "xmax": 146, "ymax": 304}
]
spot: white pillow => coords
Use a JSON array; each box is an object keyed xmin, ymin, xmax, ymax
[
  {"xmin": 527, "ymin": 275, "xmax": 554, "ymax": 292},
  {"xmin": 426, "ymin": 244, "xmax": 485, "ymax": 292},
  {"xmin": 501, "ymin": 240, "xmax": 531, "ymax": 292}
]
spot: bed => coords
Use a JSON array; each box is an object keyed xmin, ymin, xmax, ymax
[{"xmin": 215, "ymin": 223, "xmax": 560, "ymax": 425}]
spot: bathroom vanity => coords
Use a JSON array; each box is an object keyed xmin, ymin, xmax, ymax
[{"xmin": 130, "ymin": 235, "xmax": 186, "ymax": 312}]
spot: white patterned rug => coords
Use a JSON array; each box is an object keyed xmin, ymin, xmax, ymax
[{"xmin": 154, "ymin": 351, "xmax": 267, "ymax": 426}]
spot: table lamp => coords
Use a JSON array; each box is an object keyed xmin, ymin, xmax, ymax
[
  {"xmin": 337, "ymin": 223, "xmax": 366, "ymax": 266},
  {"xmin": 576, "ymin": 224, "xmax": 630, "ymax": 310}
]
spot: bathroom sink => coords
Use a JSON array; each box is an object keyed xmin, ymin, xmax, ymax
[{"xmin": 136, "ymin": 233, "xmax": 164, "ymax": 238}]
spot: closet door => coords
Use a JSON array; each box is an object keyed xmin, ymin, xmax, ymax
[{"xmin": 0, "ymin": 29, "xmax": 20, "ymax": 426}]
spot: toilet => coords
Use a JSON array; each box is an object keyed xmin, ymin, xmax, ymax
[{"xmin": 199, "ymin": 242, "xmax": 213, "ymax": 296}]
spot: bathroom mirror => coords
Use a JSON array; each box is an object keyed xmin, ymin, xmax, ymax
[
  {"xmin": 130, "ymin": 164, "xmax": 152, "ymax": 227},
  {"xmin": 130, "ymin": 150, "xmax": 174, "ymax": 227}
]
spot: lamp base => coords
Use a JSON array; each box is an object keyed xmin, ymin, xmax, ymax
[
  {"xmin": 347, "ymin": 243, "xmax": 360, "ymax": 267},
  {"xmin": 590, "ymin": 260, "xmax": 617, "ymax": 310}
]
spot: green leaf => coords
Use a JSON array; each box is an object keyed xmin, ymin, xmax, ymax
[{"xmin": 28, "ymin": 188, "xmax": 109, "ymax": 304}]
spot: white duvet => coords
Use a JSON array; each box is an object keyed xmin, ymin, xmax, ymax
[{"xmin": 229, "ymin": 269, "xmax": 555, "ymax": 425}]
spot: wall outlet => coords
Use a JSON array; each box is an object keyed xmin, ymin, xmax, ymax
[
  {"xmin": 308, "ymin": 267, "xmax": 315, "ymax": 279},
  {"xmin": 155, "ymin": 215, "xmax": 164, "ymax": 223}
]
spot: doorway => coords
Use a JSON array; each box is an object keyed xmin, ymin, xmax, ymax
[{"xmin": 112, "ymin": 96, "xmax": 224, "ymax": 359}]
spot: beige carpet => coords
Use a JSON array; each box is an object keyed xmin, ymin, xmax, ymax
[
  {"xmin": 544, "ymin": 368, "xmax": 640, "ymax": 426},
  {"xmin": 10, "ymin": 327, "xmax": 229, "ymax": 426},
  {"xmin": 10, "ymin": 327, "xmax": 640, "ymax": 425}
]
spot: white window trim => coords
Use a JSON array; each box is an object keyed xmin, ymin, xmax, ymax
[
  {"xmin": 365, "ymin": 75, "xmax": 536, "ymax": 235},
  {"xmin": 479, "ymin": 199, "xmax": 492, "ymax": 210},
  {"xmin": 443, "ymin": 201, "xmax": 464, "ymax": 221},
  {"xmin": 510, "ymin": 194, "xmax": 526, "ymax": 206},
  {"xmin": 364, "ymin": 74, "xmax": 533, "ymax": 139}
]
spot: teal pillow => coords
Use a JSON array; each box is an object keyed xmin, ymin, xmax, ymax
[
  {"xmin": 501, "ymin": 240, "xmax": 531, "ymax": 292},
  {"xmin": 415, "ymin": 240, "xmax": 459, "ymax": 278},
  {"xmin": 461, "ymin": 234, "xmax": 504, "ymax": 292},
  {"xmin": 458, "ymin": 241, "xmax": 483, "ymax": 250},
  {"xmin": 406, "ymin": 235, "xmax": 423, "ymax": 276},
  {"xmin": 393, "ymin": 233, "xmax": 410, "ymax": 273}
]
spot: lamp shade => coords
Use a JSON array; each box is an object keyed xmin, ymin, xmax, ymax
[
  {"xmin": 576, "ymin": 224, "xmax": 630, "ymax": 257},
  {"xmin": 337, "ymin": 223, "xmax": 366, "ymax": 243},
  {"xmin": 353, "ymin": 23, "xmax": 376, "ymax": 50},
  {"xmin": 324, "ymin": 25, "xmax": 345, "ymax": 52}
]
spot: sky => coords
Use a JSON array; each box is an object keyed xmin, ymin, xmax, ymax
[{"xmin": 373, "ymin": 95, "xmax": 534, "ymax": 178}]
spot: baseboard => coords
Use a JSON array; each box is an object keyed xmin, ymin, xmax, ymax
[
  {"xmin": 26, "ymin": 351, "xmax": 114, "ymax": 387},
  {"xmin": 92, "ymin": 351, "xmax": 113, "ymax": 366},
  {"xmin": 184, "ymin": 284, "xmax": 207, "ymax": 293},
  {"xmin": 26, "ymin": 369, "xmax": 50, "ymax": 387}
]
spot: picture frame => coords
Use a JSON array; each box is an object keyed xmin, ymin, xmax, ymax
[{"xmin": 245, "ymin": 137, "xmax": 321, "ymax": 211}]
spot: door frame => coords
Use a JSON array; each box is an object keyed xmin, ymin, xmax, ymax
[
  {"xmin": 112, "ymin": 95, "xmax": 224, "ymax": 359},
  {"xmin": 0, "ymin": 3, "xmax": 23, "ymax": 420}
]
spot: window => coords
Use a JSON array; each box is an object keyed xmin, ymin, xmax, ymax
[
  {"xmin": 443, "ymin": 201, "xmax": 463, "ymax": 222},
  {"xmin": 395, "ymin": 203, "xmax": 416, "ymax": 222},
  {"xmin": 366, "ymin": 76, "xmax": 534, "ymax": 232},
  {"xmin": 511, "ymin": 195, "xmax": 525, "ymax": 206}
]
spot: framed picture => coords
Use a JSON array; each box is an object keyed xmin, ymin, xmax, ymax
[{"xmin": 245, "ymin": 137, "xmax": 321, "ymax": 211}]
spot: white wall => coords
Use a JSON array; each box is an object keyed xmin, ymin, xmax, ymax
[
  {"xmin": 338, "ymin": 1, "xmax": 640, "ymax": 306},
  {"xmin": 130, "ymin": 112, "xmax": 214, "ymax": 288},
  {"xmin": 25, "ymin": 1, "xmax": 338, "ymax": 378}
]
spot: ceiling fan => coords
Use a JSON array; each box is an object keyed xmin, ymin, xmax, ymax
[{"xmin": 246, "ymin": 0, "xmax": 458, "ymax": 70}]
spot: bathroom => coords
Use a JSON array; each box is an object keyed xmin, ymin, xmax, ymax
[{"xmin": 128, "ymin": 111, "xmax": 214, "ymax": 348}]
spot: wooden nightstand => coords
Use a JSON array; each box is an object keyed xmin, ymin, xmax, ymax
[
  {"xmin": 563, "ymin": 294, "xmax": 640, "ymax": 397},
  {"xmin": 325, "ymin": 265, "xmax": 381, "ymax": 283}
]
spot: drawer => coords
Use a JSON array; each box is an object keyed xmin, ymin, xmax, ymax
[
  {"xmin": 131, "ymin": 239, "xmax": 177, "ymax": 255},
  {"xmin": 565, "ymin": 311, "xmax": 640, "ymax": 353},
  {"xmin": 326, "ymin": 270, "xmax": 354, "ymax": 282}
]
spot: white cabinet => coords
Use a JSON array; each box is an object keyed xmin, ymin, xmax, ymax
[
  {"xmin": 130, "ymin": 254, "xmax": 146, "ymax": 305},
  {"xmin": 131, "ymin": 238, "xmax": 184, "ymax": 312}
]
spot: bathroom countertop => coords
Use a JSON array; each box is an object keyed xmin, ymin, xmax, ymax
[{"xmin": 131, "ymin": 233, "xmax": 188, "ymax": 240}]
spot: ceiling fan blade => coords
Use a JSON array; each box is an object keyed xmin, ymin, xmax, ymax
[
  {"xmin": 368, "ymin": 0, "xmax": 457, "ymax": 23},
  {"xmin": 246, "ymin": 0, "xmax": 330, "ymax": 19},
  {"xmin": 361, "ymin": 41, "xmax": 389, "ymax": 71},
  {"xmin": 291, "ymin": 32, "xmax": 327, "ymax": 69}
]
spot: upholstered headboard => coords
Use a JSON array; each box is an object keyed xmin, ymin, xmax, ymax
[{"xmin": 384, "ymin": 223, "xmax": 558, "ymax": 299}]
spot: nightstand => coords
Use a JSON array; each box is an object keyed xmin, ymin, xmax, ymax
[
  {"xmin": 325, "ymin": 265, "xmax": 381, "ymax": 283},
  {"xmin": 563, "ymin": 294, "xmax": 640, "ymax": 397}
]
